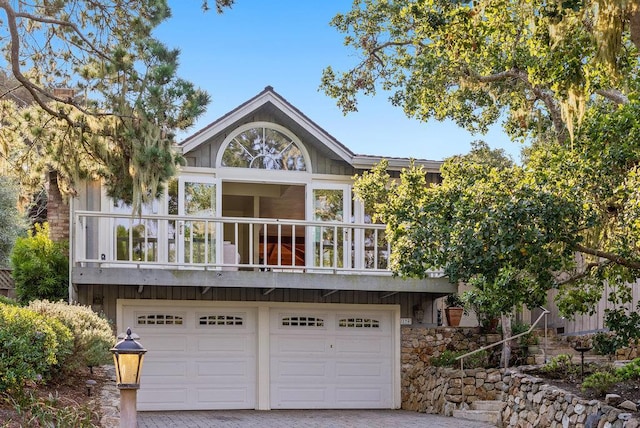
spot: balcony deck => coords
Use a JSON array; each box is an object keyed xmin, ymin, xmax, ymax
[{"xmin": 71, "ymin": 211, "xmax": 453, "ymax": 294}]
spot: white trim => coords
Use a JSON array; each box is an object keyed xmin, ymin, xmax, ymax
[
  {"xmin": 116, "ymin": 299, "xmax": 401, "ymax": 410},
  {"xmin": 215, "ymin": 121, "xmax": 313, "ymax": 173}
]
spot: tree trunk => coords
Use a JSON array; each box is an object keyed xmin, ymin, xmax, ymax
[{"xmin": 500, "ymin": 314, "xmax": 512, "ymax": 368}]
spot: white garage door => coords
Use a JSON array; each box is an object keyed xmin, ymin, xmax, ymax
[
  {"xmin": 121, "ymin": 303, "xmax": 256, "ymax": 411},
  {"xmin": 270, "ymin": 309, "xmax": 393, "ymax": 409}
]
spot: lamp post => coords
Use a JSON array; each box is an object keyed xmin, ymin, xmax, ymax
[{"xmin": 111, "ymin": 328, "xmax": 146, "ymax": 428}]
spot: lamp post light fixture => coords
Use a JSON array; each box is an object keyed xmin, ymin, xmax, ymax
[{"xmin": 111, "ymin": 327, "xmax": 146, "ymax": 428}]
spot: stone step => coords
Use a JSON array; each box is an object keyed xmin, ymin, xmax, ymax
[
  {"xmin": 452, "ymin": 409, "xmax": 501, "ymax": 427},
  {"xmin": 472, "ymin": 400, "xmax": 507, "ymax": 412}
]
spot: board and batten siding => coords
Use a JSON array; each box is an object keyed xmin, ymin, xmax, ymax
[
  {"xmin": 78, "ymin": 284, "xmax": 435, "ymax": 329},
  {"xmin": 545, "ymin": 280, "xmax": 640, "ymax": 334}
]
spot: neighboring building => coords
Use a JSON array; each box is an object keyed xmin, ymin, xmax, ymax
[
  {"xmin": 68, "ymin": 87, "xmax": 455, "ymax": 411},
  {"xmin": 0, "ymin": 269, "xmax": 15, "ymax": 298}
]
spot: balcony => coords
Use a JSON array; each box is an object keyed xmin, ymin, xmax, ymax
[{"xmin": 71, "ymin": 211, "xmax": 450, "ymax": 293}]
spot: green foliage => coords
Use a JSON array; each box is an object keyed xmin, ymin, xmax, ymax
[
  {"xmin": 27, "ymin": 300, "xmax": 114, "ymax": 370},
  {"xmin": 0, "ymin": 1, "xmax": 237, "ymax": 212},
  {"xmin": 615, "ymin": 358, "xmax": 640, "ymax": 381},
  {"xmin": 0, "ymin": 177, "xmax": 25, "ymax": 267},
  {"xmin": 445, "ymin": 293, "xmax": 464, "ymax": 308},
  {"xmin": 581, "ymin": 371, "xmax": 620, "ymax": 396},
  {"xmin": 330, "ymin": 0, "xmax": 640, "ymax": 324},
  {"xmin": 592, "ymin": 332, "xmax": 618, "ymax": 359},
  {"xmin": 0, "ymin": 295, "xmax": 20, "ymax": 306},
  {"xmin": 2, "ymin": 390, "xmax": 98, "ymax": 427},
  {"xmin": 541, "ymin": 354, "xmax": 579, "ymax": 379},
  {"xmin": 0, "ymin": 303, "xmax": 67, "ymax": 392},
  {"xmin": 430, "ymin": 350, "xmax": 460, "ymax": 367},
  {"xmin": 10, "ymin": 223, "xmax": 69, "ymax": 305}
]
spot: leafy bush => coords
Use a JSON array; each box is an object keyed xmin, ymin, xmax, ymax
[
  {"xmin": 4, "ymin": 390, "xmax": 98, "ymax": 427},
  {"xmin": 10, "ymin": 223, "xmax": 69, "ymax": 304},
  {"xmin": 593, "ymin": 332, "xmax": 618, "ymax": 360},
  {"xmin": 0, "ymin": 303, "xmax": 69, "ymax": 392},
  {"xmin": 0, "ymin": 295, "xmax": 20, "ymax": 306},
  {"xmin": 430, "ymin": 350, "xmax": 461, "ymax": 367},
  {"xmin": 27, "ymin": 300, "xmax": 115, "ymax": 370},
  {"xmin": 581, "ymin": 371, "xmax": 620, "ymax": 396},
  {"xmin": 541, "ymin": 354, "xmax": 579, "ymax": 379},
  {"xmin": 615, "ymin": 358, "xmax": 640, "ymax": 381}
]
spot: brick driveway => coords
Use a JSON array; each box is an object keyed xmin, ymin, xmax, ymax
[{"xmin": 137, "ymin": 409, "xmax": 495, "ymax": 427}]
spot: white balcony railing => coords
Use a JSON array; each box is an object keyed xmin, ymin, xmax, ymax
[{"xmin": 72, "ymin": 211, "xmax": 396, "ymax": 275}]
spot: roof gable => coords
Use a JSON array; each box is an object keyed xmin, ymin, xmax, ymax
[
  {"xmin": 180, "ymin": 86, "xmax": 442, "ymax": 173},
  {"xmin": 181, "ymin": 86, "xmax": 354, "ymax": 164}
]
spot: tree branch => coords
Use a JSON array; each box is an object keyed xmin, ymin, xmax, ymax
[
  {"xmin": 596, "ymin": 88, "xmax": 629, "ymax": 105},
  {"xmin": 555, "ymin": 260, "xmax": 611, "ymax": 286},
  {"xmin": 574, "ymin": 243, "xmax": 640, "ymax": 270}
]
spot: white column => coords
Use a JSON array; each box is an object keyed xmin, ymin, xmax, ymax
[{"xmin": 256, "ymin": 305, "xmax": 270, "ymax": 410}]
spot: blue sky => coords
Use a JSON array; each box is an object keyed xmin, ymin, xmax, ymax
[{"xmin": 156, "ymin": 0, "xmax": 522, "ymax": 161}]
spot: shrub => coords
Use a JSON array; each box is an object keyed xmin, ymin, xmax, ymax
[
  {"xmin": 0, "ymin": 303, "xmax": 69, "ymax": 392},
  {"xmin": 27, "ymin": 300, "xmax": 115, "ymax": 370},
  {"xmin": 615, "ymin": 358, "xmax": 640, "ymax": 381},
  {"xmin": 0, "ymin": 295, "xmax": 20, "ymax": 306},
  {"xmin": 430, "ymin": 350, "xmax": 461, "ymax": 367},
  {"xmin": 10, "ymin": 223, "xmax": 69, "ymax": 304},
  {"xmin": 593, "ymin": 332, "xmax": 618, "ymax": 360},
  {"xmin": 581, "ymin": 371, "xmax": 620, "ymax": 396}
]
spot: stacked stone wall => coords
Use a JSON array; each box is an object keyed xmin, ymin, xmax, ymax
[{"xmin": 399, "ymin": 325, "xmax": 639, "ymax": 427}]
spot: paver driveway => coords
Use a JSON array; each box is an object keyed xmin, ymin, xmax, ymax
[{"xmin": 137, "ymin": 409, "xmax": 495, "ymax": 428}]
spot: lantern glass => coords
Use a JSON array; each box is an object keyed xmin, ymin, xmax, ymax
[{"xmin": 113, "ymin": 353, "xmax": 144, "ymax": 387}]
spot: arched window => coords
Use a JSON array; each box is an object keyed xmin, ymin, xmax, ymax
[{"xmin": 220, "ymin": 124, "xmax": 308, "ymax": 171}]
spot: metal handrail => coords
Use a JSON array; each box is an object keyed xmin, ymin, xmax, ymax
[{"xmin": 455, "ymin": 307, "xmax": 551, "ymax": 370}]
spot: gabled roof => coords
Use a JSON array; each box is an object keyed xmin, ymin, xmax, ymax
[{"xmin": 180, "ymin": 86, "xmax": 441, "ymax": 173}]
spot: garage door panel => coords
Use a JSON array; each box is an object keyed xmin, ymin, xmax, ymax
[
  {"xmin": 335, "ymin": 337, "xmax": 388, "ymax": 354},
  {"xmin": 273, "ymin": 335, "xmax": 327, "ymax": 353},
  {"xmin": 196, "ymin": 360, "xmax": 252, "ymax": 377},
  {"xmin": 143, "ymin": 361, "xmax": 188, "ymax": 379},
  {"xmin": 196, "ymin": 387, "xmax": 252, "ymax": 406},
  {"xmin": 335, "ymin": 361, "xmax": 385, "ymax": 377},
  {"xmin": 196, "ymin": 336, "xmax": 252, "ymax": 353},
  {"xmin": 140, "ymin": 335, "xmax": 188, "ymax": 352},
  {"xmin": 273, "ymin": 387, "xmax": 327, "ymax": 408},
  {"xmin": 335, "ymin": 387, "xmax": 387, "ymax": 407},
  {"xmin": 139, "ymin": 387, "xmax": 189, "ymax": 406},
  {"xmin": 275, "ymin": 360, "xmax": 328, "ymax": 377}
]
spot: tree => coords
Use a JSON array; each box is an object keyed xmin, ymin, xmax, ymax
[
  {"xmin": 354, "ymin": 145, "xmax": 584, "ymax": 365},
  {"xmin": 0, "ymin": 1, "xmax": 233, "ymax": 211},
  {"xmin": 326, "ymin": 0, "xmax": 640, "ymax": 334},
  {"xmin": 10, "ymin": 223, "xmax": 68, "ymax": 304},
  {"xmin": 0, "ymin": 177, "xmax": 26, "ymax": 267},
  {"xmin": 321, "ymin": 0, "xmax": 638, "ymax": 143}
]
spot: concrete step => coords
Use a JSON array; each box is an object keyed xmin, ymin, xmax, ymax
[
  {"xmin": 473, "ymin": 400, "xmax": 507, "ymax": 412},
  {"xmin": 452, "ymin": 409, "xmax": 501, "ymax": 426}
]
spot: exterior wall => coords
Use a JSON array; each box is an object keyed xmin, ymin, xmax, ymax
[{"xmin": 78, "ymin": 284, "xmax": 434, "ymax": 327}]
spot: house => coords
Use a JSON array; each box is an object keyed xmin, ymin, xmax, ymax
[{"xmin": 66, "ymin": 86, "xmax": 456, "ymax": 411}]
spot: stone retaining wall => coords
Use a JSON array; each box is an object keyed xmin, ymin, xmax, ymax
[{"xmin": 403, "ymin": 365, "xmax": 640, "ymax": 428}]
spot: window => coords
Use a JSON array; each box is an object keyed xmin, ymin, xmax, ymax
[
  {"xmin": 338, "ymin": 318, "xmax": 380, "ymax": 328},
  {"xmin": 222, "ymin": 125, "xmax": 307, "ymax": 171},
  {"xmin": 137, "ymin": 314, "xmax": 183, "ymax": 325},
  {"xmin": 281, "ymin": 316, "xmax": 324, "ymax": 327},
  {"xmin": 199, "ymin": 315, "xmax": 244, "ymax": 326}
]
